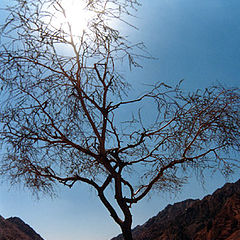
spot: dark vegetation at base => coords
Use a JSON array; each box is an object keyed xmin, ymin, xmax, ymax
[{"xmin": 112, "ymin": 179, "xmax": 240, "ymax": 240}]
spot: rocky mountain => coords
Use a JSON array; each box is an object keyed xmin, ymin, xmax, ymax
[
  {"xmin": 0, "ymin": 215, "xmax": 44, "ymax": 240},
  {"xmin": 112, "ymin": 179, "xmax": 240, "ymax": 240}
]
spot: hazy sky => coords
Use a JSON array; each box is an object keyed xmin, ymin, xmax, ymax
[{"xmin": 0, "ymin": 0, "xmax": 240, "ymax": 239}]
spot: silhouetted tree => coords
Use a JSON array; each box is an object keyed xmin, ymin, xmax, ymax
[{"xmin": 0, "ymin": 1, "xmax": 239, "ymax": 239}]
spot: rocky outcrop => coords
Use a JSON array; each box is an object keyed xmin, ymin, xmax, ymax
[
  {"xmin": 112, "ymin": 179, "xmax": 240, "ymax": 240},
  {"xmin": 0, "ymin": 216, "xmax": 44, "ymax": 240}
]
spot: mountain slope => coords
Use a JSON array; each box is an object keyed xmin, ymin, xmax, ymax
[
  {"xmin": 112, "ymin": 179, "xmax": 240, "ymax": 240},
  {"xmin": 0, "ymin": 215, "xmax": 44, "ymax": 240}
]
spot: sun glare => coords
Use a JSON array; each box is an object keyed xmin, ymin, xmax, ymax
[{"xmin": 53, "ymin": 0, "xmax": 94, "ymax": 36}]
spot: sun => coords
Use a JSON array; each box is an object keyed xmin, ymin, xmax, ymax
[{"xmin": 52, "ymin": 0, "xmax": 94, "ymax": 36}]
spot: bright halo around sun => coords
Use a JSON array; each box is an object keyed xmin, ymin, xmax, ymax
[{"xmin": 53, "ymin": 0, "xmax": 94, "ymax": 36}]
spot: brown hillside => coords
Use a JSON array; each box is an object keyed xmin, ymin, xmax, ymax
[
  {"xmin": 112, "ymin": 179, "xmax": 240, "ymax": 240},
  {"xmin": 0, "ymin": 216, "xmax": 44, "ymax": 240}
]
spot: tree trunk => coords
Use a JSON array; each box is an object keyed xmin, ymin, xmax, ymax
[{"xmin": 121, "ymin": 224, "xmax": 133, "ymax": 240}]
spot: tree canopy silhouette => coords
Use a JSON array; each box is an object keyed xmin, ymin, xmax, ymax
[{"xmin": 0, "ymin": 1, "xmax": 239, "ymax": 239}]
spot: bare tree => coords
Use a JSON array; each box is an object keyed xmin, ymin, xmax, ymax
[{"xmin": 0, "ymin": 0, "xmax": 239, "ymax": 239}]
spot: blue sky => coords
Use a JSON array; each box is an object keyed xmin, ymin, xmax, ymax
[{"xmin": 0, "ymin": 0, "xmax": 240, "ymax": 239}]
